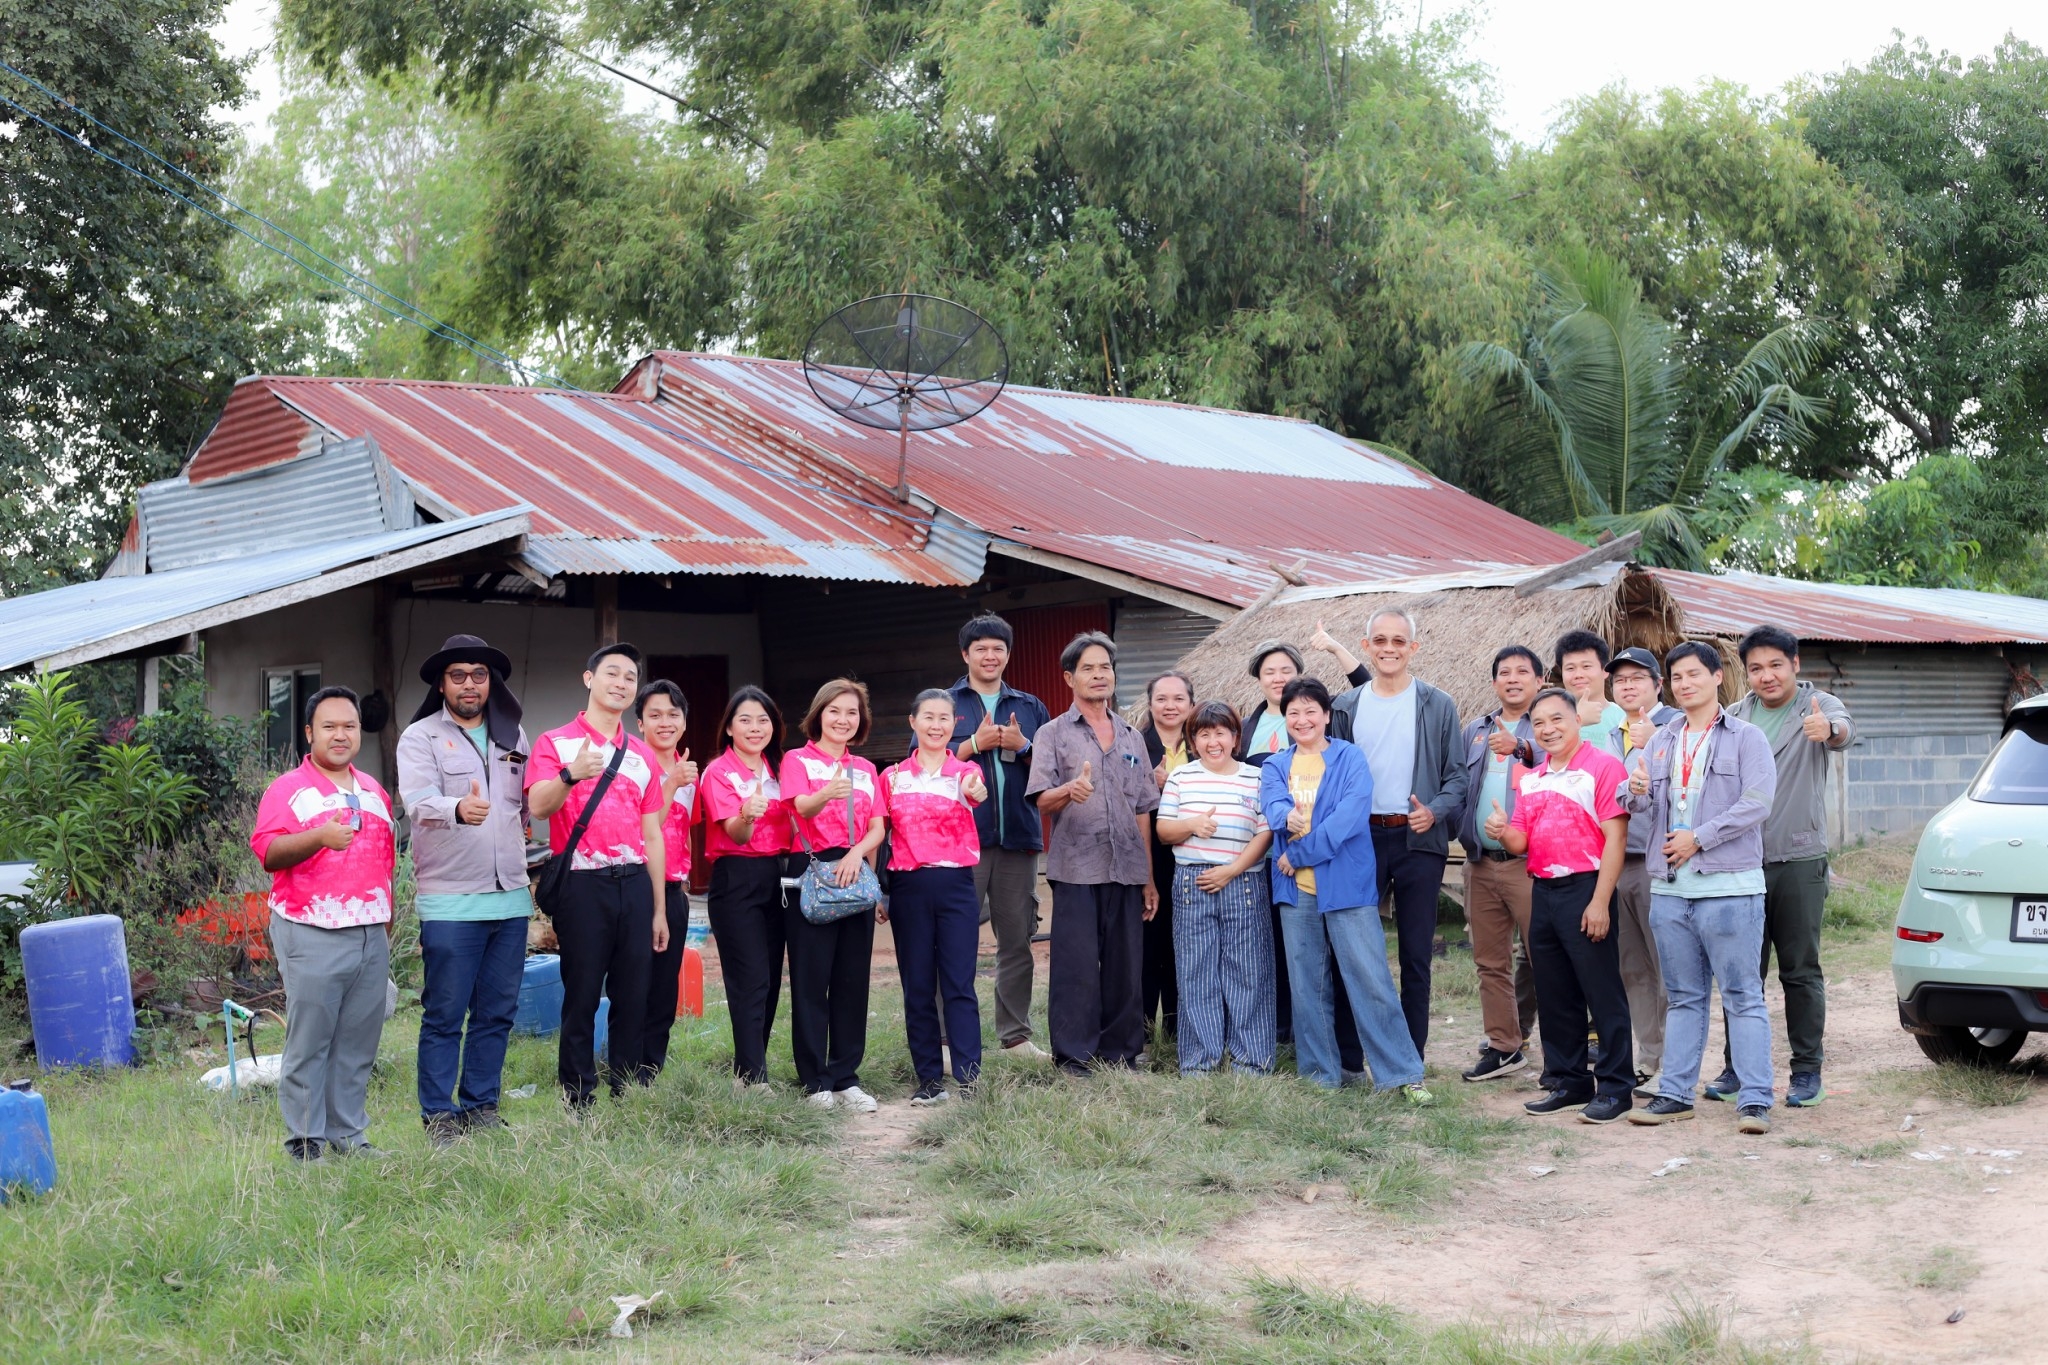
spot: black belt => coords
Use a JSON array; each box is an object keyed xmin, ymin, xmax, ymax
[
  {"xmin": 1477, "ymin": 849, "xmax": 1521, "ymax": 864},
  {"xmin": 569, "ymin": 862, "xmax": 646, "ymax": 880}
]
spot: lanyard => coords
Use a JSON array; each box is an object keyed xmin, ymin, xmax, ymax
[{"xmin": 1679, "ymin": 715, "xmax": 1717, "ymax": 790}]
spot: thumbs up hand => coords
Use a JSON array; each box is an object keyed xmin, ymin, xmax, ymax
[
  {"xmin": 1190, "ymin": 805, "xmax": 1219, "ymax": 839},
  {"xmin": 317, "ymin": 807, "xmax": 358, "ymax": 851},
  {"xmin": 457, "ymin": 776, "xmax": 492, "ymax": 825},
  {"xmin": 1627, "ymin": 754, "xmax": 1650, "ymax": 797},
  {"xmin": 1627, "ymin": 710, "xmax": 1656, "ymax": 751},
  {"xmin": 1067, "ymin": 760, "xmax": 1095, "ymax": 805},
  {"xmin": 1801, "ymin": 696, "xmax": 1833, "ymax": 743},
  {"xmin": 1483, "ymin": 799, "xmax": 1508, "ymax": 842},
  {"xmin": 820, "ymin": 764, "xmax": 853, "ymax": 802},
  {"xmin": 1406, "ymin": 793, "xmax": 1436, "ymax": 834},
  {"xmin": 669, "ymin": 747, "xmax": 699, "ymax": 788},
  {"xmin": 961, "ymin": 768, "xmax": 988, "ymax": 804},
  {"xmin": 1487, "ymin": 720, "xmax": 1518, "ymax": 757},
  {"xmin": 565, "ymin": 738, "xmax": 603, "ymax": 782},
  {"xmin": 998, "ymin": 711, "xmax": 1026, "ymax": 752},
  {"xmin": 1308, "ymin": 618, "xmax": 1339, "ymax": 655}
]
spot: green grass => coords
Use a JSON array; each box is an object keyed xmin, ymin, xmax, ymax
[{"xmin": 1907, "ymin": 1245, "xmax": 1982, "ymax": 1293}]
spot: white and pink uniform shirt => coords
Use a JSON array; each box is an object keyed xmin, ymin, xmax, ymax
[
  {"xmin": 1508, "ymin": 743, "xmax": 1629, "ymax": 879},
  {"xmin": 250, "ymin": 759, "xmax": 396, "ymax": 929},
  {"xmin": 699, "ymin": 750, "xmax": 793, "ymax": 865},
  {"xmin": 654, "ymin": 767, "xmax": 697, "ymax": 883},
  {"xmin": 778, "ymin": 743, "xmax": 880, "ymax": 852},
  {"xmin": 525, "ymin": 714, "xmax": 663, "ymax": 870},
  {"xmin": 879, "ymin": 753, "xmax": 984, "ymax": 871}
]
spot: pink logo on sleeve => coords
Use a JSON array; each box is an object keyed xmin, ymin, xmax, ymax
[{"xmin": 250, "ymin": 759, "xmax": 396, "ymax": 929}]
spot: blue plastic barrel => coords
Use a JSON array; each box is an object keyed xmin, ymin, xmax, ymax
[
  {"xmin": 0, "ymin": 1085, "xmax": 57, "ymax": 1201},
  {"xmin": 513, "ymin": 954, "xmax": 563, "ymax": 1036},
  {"xmin": 20, "ymin": 915, "xmax": 135, "ymax": 1069}
]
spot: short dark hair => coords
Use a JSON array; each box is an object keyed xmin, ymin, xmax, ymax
[
  {"xmin": 303, "ymin": 685, "xmax": 360, "ymax": 726},
  {"xmin": 1528, "ymin": 686, "xmax": 1578, "ymax": 720},
  {"xmin": 635, "ymin": 679, "xmax": 689, "ymax": 717},
  {"xmin": 1664, "ymin": 641, "xmax": 1724, "ymax": 677},
  {"xmin": 586, "ymin": 641, "xmax": 644, "ymax": 674},
  {"xmin": 1737, "ymin": 624, "xmax": 1800, "ymax": 663},
  {"xmin": 1060, "ymin": 631, "xmax": 1116, "ymax": 675},
  {"xmin": 1553, "ymin": 629, "xmax": 1610, "ymax": 672},
  {"xmin": 801, "ymin": 678, "xmax": 873, "ymax": 746},
  {"xmin": 1492, "ymin": 644, "xmax": 1544, "ymax": 679},
  {"xmin": 1279, "ymin": 676, "xmax": 1332, "ymax": 714},
  {"xmin": 959, "ymin": 613, "xmax": 1014, "ymax": 654},
  {"xmin": 1188, "ymin": 700, "xmax": 1242, "ymax": 745},
  {"xmin": 1247, "ymin": 640, "xmax": 1304, "ymax": 679},
  {"xmin": 910, "ymin": 687, "xmax": 954, "ymax": 715},
  {"xmin": 1146, "ymin": 671, "xmax": 1194, "ymax": 703},
  {"xmin": 718, "ymin": 685, "xmax": 785, "ymax": 766}
]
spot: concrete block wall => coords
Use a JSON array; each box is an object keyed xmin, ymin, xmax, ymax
[{"xmin": 1839, "ymin": 732, "xmax": 1997, "ymax": 844}]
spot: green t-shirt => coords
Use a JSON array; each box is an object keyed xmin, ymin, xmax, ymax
[
  {"xmin": 977, "ymin": 689, "xmax": 1006, "ymax": 841},
  {"xmin": 1753, "ymin": 699, "xmax": 1795, "ymax": 747}
]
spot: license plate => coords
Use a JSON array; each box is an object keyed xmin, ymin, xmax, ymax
[{"xmin": 2012, "ymin": 898, "xmax": 2048, "ymax": 943}]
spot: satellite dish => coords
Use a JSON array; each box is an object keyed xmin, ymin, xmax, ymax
[{"xmin": 802, "ymin": 293, "xmax": 1008, "ymax": 500}]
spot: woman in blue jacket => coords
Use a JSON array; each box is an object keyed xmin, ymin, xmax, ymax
[{"xmin": 1259, "ymin": 676, "xmax": 1432, "ymax": 1101}]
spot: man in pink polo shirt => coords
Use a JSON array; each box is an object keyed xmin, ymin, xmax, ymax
[
  {"xmin": 1486, "ymin": 686, "xmax": 1634, "ymax": 1125},
  {"xmin": 526, "ymin": 642, "xmax": 668, "ymax": 1108},
  {"xmin": 251, "ymin": 687, "xmax": 397, "ymax": 1162}
]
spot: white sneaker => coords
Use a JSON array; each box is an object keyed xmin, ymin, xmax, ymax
[
  {"xmin": 832, "ymin": 1085, "xmax": 879, "ymax": 1113},
  {"xmin": 1003, "ymin": 1039, "xmax": 1051, "ymax": 1062},
  {"xmin": 806, "ymin": 1089, "xmax": 835, "ymax": 1109}
]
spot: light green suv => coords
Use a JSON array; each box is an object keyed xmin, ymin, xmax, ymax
[{"xmin": 1894, "ymin": 693, "xmax": 2048, "ymax": 1066}]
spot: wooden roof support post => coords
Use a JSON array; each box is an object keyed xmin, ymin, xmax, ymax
[
  {"xmin": 595, "ymin": 575, "xmax": 620, "ymax": 647},
  {"xmin": 372, "ymin": 577, "xmax": 399, "ymax": 790}
]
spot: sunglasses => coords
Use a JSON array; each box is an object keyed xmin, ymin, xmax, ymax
[
  {"xmin": 343, "ymin": 792, "xmax": 362, "ymax": 831},
  {"xmin": 444, "ymin": 668, "xmax": 492, "ymax": 685}
]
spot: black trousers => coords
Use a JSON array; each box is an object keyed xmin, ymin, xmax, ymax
[
  {"xmin": 554, "ymin": 864, "xmax": 655, "ymax": 1105},
  {"xmin": 1373, "ymin": 826, "xmax": 1447, "ymax": 1055},
  {"xmin": 707, "ymin": 854, "xmax": 788, "ymax": 1084},
  {"xmin": 1048, "ymin": 881, "xmax": 1145, "ymax": 1071},
  {"xmin": 1271, "ymin": 897, "xmax": 1293, "ymax": 1044},
  {"xmin": 1141, "ymin": 881, "xmax": 1178, "ymax": 1041},
  {"xmin": 1529, "ymin": 870, "xmax": 1634, "ymax": 1101},
  {"xmin": 783, "ymin": 849, "xmax": 874, "ymax": 1093},
  {"xmin": 640, "ymin": 881, "xmax": 690, "ymax": 1080}
]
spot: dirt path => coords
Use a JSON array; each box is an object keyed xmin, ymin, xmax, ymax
[{"xmin": 1204, "ymin": 964, "xmax": 2048, "ymax": 1361}]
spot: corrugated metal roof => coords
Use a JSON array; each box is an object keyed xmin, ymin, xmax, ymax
[
  {"xmin": 185, "ymin": 376, "xmax": 983, "ymax": 588},
  {"xmin": 1653, "ymin": 568, "xmax": 2048, "ymax": 646},
  {"xmin": 634, "ymin": 352, "xmax": 1584, "ymax": 606},
  {"xmin": 0, "ymin": 511, "xmax": 529, "ymax": 672},
  {"xmin": 139, "ymin": 436, "xmax": 412, "ymax": 572}
]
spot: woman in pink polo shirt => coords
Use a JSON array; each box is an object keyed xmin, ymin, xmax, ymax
[
  {"xmin": 879, "ymin": 688, "xmax": 989, "ymax": 1104},
  {"xmin": 1486, "ymin": 686, "xmax": 1634, "ymax": 1125},
  {"xmin": 699, "ymin": 685, "xmax": 795, "ymax": 1088},
  {"xmin": 779, "ymin": 679, "xmax": 888, "ymax": 1111}
]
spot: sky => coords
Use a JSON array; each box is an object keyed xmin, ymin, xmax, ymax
[{"xmin": 213, "ymin": 0, "xmax": 2034, "ymax": 146}]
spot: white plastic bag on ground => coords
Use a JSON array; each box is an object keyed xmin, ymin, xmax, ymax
[{"xmin": 200, "ymin": 1054, "xmax": 284, "ymax": 1093}]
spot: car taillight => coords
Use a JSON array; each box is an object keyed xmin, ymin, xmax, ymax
[
  {"xmin": 1896, "ymin": 926, "xmax": 1944, "ymax": 944},
  {"xmin": 2036, "ymin": 991, "xmax": 2048, "ymax": 1011}
]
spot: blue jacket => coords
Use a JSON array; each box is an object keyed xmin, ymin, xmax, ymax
[
  {"xmin": 941, "ymin": 676, "xmax": 1051, "ymax": 853},
  {"xmin": 1623, "ymin": 710, "xmax": 1778, "ymax": 881},
  {"xmin": 1259, "ymin": 737, "xmax": 1379, "ymax": 913}
]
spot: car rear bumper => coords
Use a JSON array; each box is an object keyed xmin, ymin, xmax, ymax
[{"xmin": 1898, "ymin": 983, "xmax": 2048, "ymax": 1036}]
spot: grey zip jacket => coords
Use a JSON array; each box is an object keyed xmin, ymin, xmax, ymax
[
  {"xmin": 1726, "ymin": 680, "xmax": 1855, "ymax": 863},
  {"xmin": 1623, "ymin": 709, "xmax": 1777, "ymax": 882},
  {"xmin": 397, "ymin": 708, "xmax": 531, "ymax": 895},
  {"xmin": 1328, "ymin": 676, "xmax": 1468, "ymax": 858},
  {"xmin": 1620, "ymin": 704, "xmax": 1681, "ymax": 856}
]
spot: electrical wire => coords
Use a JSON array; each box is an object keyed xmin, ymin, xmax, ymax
[{"xmin": 0, "ymin": 63, "xmax": 948, "ymax": 535}]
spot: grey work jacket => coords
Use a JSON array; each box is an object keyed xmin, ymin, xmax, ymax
[
  {"xmin": 1621, "ymin": 704, "xmax": 1682, "ymax": 855},
  {"xmin": 1328, "ymin": 676, "xmax": 1468, "ymax": 858},
  {"xmin": 1726, "ymin": 681, "xmax": 1855, "ymax": 864},
  {"xmin": 396, "ymin": 708, "xmax": 531, "ymax": 895},
  {"xmin": 1623, "ymin": 710, "xmax": 1777, "ymax": 881},
  {"xmin": 1453, "ymin": 708, "xmax": 1535, "ymax": 855}
]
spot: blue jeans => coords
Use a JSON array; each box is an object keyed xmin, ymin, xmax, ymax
[
  {"xmin": 1650, "ymin": 893, "xmax": 1773, "ymax": 1109},
  {"xmin": 417, "ymin": 916, "xmax": 528, "ymax": 1117},
  {"xmin": 1279, "ymin": 892, "xmax": 1424, "ymax": 1090}
]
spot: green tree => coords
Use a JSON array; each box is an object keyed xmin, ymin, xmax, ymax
[
  {"xmin": 1454, "ymin": 251, "xmax": 1830, "ymax": 568},
  {"xmin": 0, "ymin": 0, "xmax": 312, "ymax": 593},
  {"xmin": 1796, "ymin": 37, "xmax": 2048, "ymax": 575}
]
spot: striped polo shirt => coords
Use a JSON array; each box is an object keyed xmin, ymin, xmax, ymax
[{"xmin": 1159, "ymin": 760, "xmax": 1269, "ymax": 864}]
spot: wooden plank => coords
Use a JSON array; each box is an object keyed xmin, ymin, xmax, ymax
[
  {"xmin": 594, "ymin": 575, "xmax": 620, "ymax": 645},
  {"xmin": 1512, "ymin": 531, "xmax": 1641, "ymax": 598},
  {"xmin": 988, "ymin": 541, "xmax": 1237, "ymax": 621}
]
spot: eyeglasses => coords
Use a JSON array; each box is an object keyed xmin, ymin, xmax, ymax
[{"xmin": 444, "ymin": 668, "xmax": 492, "ymax": 685}]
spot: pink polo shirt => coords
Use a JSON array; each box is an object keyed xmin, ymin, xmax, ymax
[
  {"xmin": 654, "ymin": 771, "xmax": 696, "ymax": 883},
  {"xmin": 250, "ymin": 759, "xmax": 396, "ymax": 929},
  {"xmin": 699, "ymin": 749, "xmax": 794, "ymax": 865},
  {"xmin": 525, "ymin": 713, "xmax": 663, "ymax": 870},
  {"xmin": 779, "ymin": 743, "xmax": 881, "ymax": 852},
  {"xmin": 879, "ymin": 753, "xmax": 984, "ymax": 871},
  {"xmin": 1508, "ymin": 743, "xmax": 1629, "ymax": 879}
]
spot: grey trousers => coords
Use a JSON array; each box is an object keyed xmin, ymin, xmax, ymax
[
  {"xmin": 975, "ymin": 847, "xmax": 1042, "ymax": 1045},
  {"xmin": 271, "ymin": 914, "xmax": 390, "ymax": 1148},
  {"xmin": 1614, "ymin": 855, "xmax": 1668, "ymax": 1074}
]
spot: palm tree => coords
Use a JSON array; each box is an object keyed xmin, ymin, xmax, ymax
[{"xmin": 1454, "ymin": 250, "xmax": 1829, "ymax": 569}]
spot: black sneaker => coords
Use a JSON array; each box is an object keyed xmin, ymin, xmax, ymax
[
  {"xmin": 285, "ymin": 1137, "xmax": 324, "ymax": 1162},
  {"xmin": 1524, "ymin": 1090, "xmax": 1591, "ymax": 1115},
  {"xmin": 1627, "ymin": 1096, "xmax": 1696, "ymax": 1125},
  {"xmin": 423, "ymin": 1113, "xmax": 465, "ymax": 1149},
  {"xmin": 1461, "ymin": 1047, "xmax": 1528, "ymax": 1082},
  {"xmin": 1579, "ymin": 1094, "xmax": 1630, "ymax": 1125},
  {"xmin": 1738, "ymin": 1104, "xmax": 1772, "ymax": 1134},
  {"xmin": 909, "ymin": 1079, "xmax": 950, "ymax": 1107},
  {"xmin": 1701, "ymin": 1068, "xmax": 1740, "ymax": 1101},
  {"xmin": 1786, "ymin": 1071, "xmax": 1825, "ymax": 1107},
  {"xmin": 462, "ymin": 1104, "xmax": 507, "ymax": 1132}
]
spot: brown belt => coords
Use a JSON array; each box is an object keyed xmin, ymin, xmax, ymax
[{"xmin": 1368, "ymin": 813, "xmax": 1411, "ymax": 828}]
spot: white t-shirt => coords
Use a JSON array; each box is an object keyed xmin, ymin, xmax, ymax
[{"xmin": 1158, "ymin": 761, "xmax": 1270, "ymax": 865}]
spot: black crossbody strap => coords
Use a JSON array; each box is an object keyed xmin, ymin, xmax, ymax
[{"xmin": 558, "ymin": 737, "xmax": 629, "ymax": 865}]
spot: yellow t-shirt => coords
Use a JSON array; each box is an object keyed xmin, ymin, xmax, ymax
[{"xmin": 1287, "ymin": 748, "xmax": 1325, "ymax": 894}]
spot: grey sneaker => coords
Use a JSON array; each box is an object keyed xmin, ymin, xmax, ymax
[
  {"xmin": 1627, "ymin": 1096, "xmax": 1696, "ymax": 1125},
  {"xmin": 1786, "ymin": 1071, "xmax": 1825, "ymax": 1107},
  {"xmin": 1737, "ymin": 1104, "xmax": 1772, "ymax": 1134},
  {"xmin": 1701, "ymin": 1068, "xmax": 1740, "ymax": 1102}
]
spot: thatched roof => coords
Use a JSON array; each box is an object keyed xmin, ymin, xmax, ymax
[{"xmin": 1175, "ymin": 565, "xmax": 1699, "ymax": 720}]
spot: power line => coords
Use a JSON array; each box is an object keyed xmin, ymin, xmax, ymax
[
  {"xmin": 506, "ymin": 20, "xmax": 769, "ymax": 153},
  {"xmin": 0, "ymin": 62, "xmax": 944, "ymax": 535}
]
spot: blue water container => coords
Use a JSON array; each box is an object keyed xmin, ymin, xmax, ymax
[
  {"xmin": 593, "ymin": 997, "xmax": 611, "ymax": 1065},
  {"xmin": 0, "ymin": 1084, "xmax": 58, "ymax": 1201},
  {"xmin": 513, "ymin": 954, "xmax": 563, "ymax": 1036},
  {"xmin": 20, "ymin": 915, "xmax": 135, "ymax": 1069}
]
